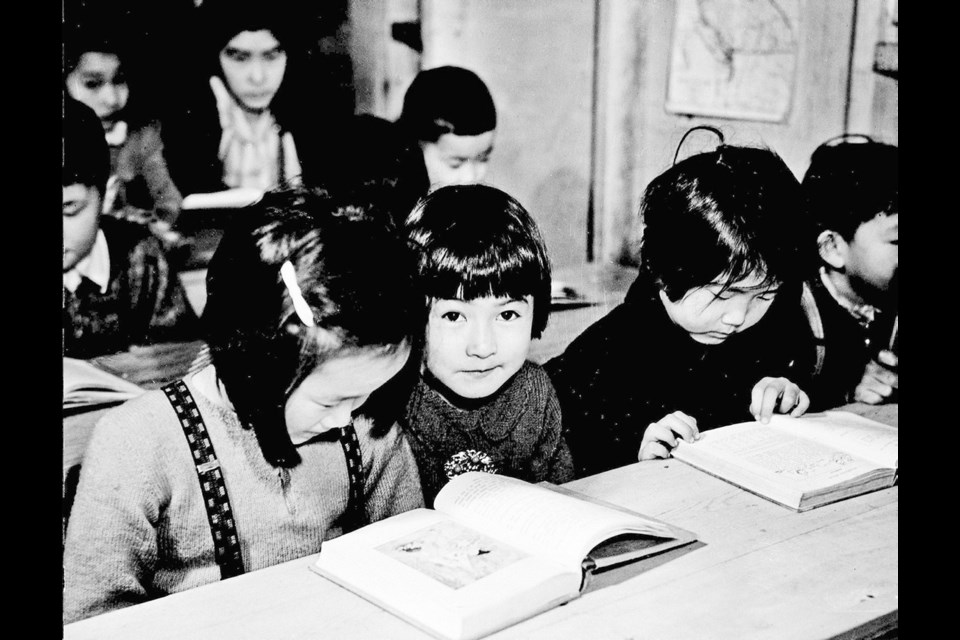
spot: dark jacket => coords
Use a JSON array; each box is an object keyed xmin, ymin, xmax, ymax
[{"xmin": 545, "ymin": 274, "xmax": 810, "ymax": 478}]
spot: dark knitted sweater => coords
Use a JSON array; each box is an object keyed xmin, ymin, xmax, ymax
[
  {"xmin": 545, "ymin": 274, "xmax": 810, "ymax": 478},
  {"xmin": 404, "ymin": 361, "xmax": 574, "ymax": 507},
  {"xmin": 62, "ymin": 216, "xmax": 198, "ymax": 358}
]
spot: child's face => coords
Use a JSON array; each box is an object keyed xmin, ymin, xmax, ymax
[
  {"xmin": 659, "ymin": 273, "xmax": 778, "ymax": 345},
  {"xmin": 421, "ymin": 130, "xmax": 495, "ymax": 189},
  {"xmin": 843, "ymin": 212, "xmax": 899, "ymax": 303},
  {"xmin": 63, "ymin": 184, "xmax": 102, "ymax": 272},
  {"xmin": 425, "ymin": 295, "xmax": 533, "ymax": 399},
  {"xmin": 65, "ymin": 52, "xmax": 129, "ymax": 128},
  {"xmin": 219, "ymin": 30, "xmax": 287, "ymax": 113},
  {"xmin": 284, "ymin": 342, "xmax": 410, "ymax": 445}
]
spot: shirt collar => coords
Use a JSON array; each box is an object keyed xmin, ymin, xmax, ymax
[
  {"xmin": 819, "ymin": 267, "xmax": 880, "ymax": 327},
  {"xmin": 63, "ymin": 229, "xmax": 110, "ymax": 294}
]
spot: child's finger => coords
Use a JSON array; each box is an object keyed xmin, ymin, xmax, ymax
[
  {"xmin": 755, "ymin": 384, "xmax": 782, "ymax": 423},
  {"xmin": 638, "ymin": 441, "xmax": 672, "ymax": 461},
  {"xmin": 789, "ymin": 391, "xmax": 810, "ymax": 417},
  {"xmin": 640, "ymin": 423, "xmax": 677, "ymax": 451},
  {"xmin": 777, "ymin": 386, "xmax": 801, "ymax": 414},
  {"xmin": 876, "ymin": 350, "xmax": 898, "ymax": 369},
  {"xmin": 854, "ymin": 385, "xmax": 885, "ymax": 404},
  {"xmin": 662, "ymin": 411, "xmax": 699, "ymax": 442}
]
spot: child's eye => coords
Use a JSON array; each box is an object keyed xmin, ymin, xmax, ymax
[
  {"xmin": 447, "ymin": 159, "xmax": 465, "ymax": 169},
  {"xmin": 756, "ymin": 293, "xmax": 777, "ymax": 302},
  {"xmin": 82, "ymin": 79, "xmax": 105, "ymax": 91},
  {"xmin": 63, "ymin": 202, "xmax": 84, "ymax": 217},
  {"xmin": 224, "ymin": 49, "xmax": 250, "ymax": 63},
  {"xmin": 441, "ymin": 311, "xmax": 463, "ymax": 322},
  {"xmin": 263, "ymin": 48, "xmax": 285, "ymax": 62},
  {"xmin": 499, "ymin": 310, "xmax": 521, "ymax": 321}
]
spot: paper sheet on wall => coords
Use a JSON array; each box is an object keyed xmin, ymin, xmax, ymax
[{"xmin": 666, "ymin": 0, "xmax": 800, "ymax": 122}]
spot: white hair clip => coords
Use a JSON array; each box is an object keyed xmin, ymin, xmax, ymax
[{"xmin": 280, "ymin": 260, "xmax": 315, "ymax": 327}]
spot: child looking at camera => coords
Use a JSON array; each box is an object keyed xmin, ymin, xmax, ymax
[
  {"xmin": 547, "ymin": 135, "xmax": 813, "ymax": 477},
  {"xmin": 403, "ymin": 184, "xmax": 573, "ymax": 506}
]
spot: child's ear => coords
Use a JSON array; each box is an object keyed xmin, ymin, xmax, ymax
[{"xmin": 817, "ymin": 230, "xmax": 848, "ymax": 270}]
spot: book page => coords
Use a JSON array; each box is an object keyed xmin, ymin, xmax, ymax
[
  {"xmin": 675, "ymin": 422, "xmax": 887, "ymax": 497},
  {"xmin": 434, "ymin": 473, "xmax": 678, "ymax": 569},
  {"xmin": 767, "ymin": 412, "xmax": 898, "ymax": 468},
  {"xmin": 63, "ymin": 358, "xmax": 145, "ymax": 409}
]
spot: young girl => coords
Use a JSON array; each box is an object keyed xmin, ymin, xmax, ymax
[
  {"xmin": 64, "ymin": 22, "xmax": 183, "ymax": 233},
  {"xmin": 403, "ymin": 184, "xmax": 573, "ymax": 506},
  {"xmin": 546, "ymin": 135, "xmax": 813, "ymax": 478},
  {"xmin": 63, "ymin": 187, "xmax": 424, "ymax": 622}
]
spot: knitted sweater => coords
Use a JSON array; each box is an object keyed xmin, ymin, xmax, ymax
[
  {"xmin": 63, "ymin": 370, "xmax": 424, "ymax": 623},
  {"xmin": 545, "ymin": 274, "xmax": 810, "ymax": 478},
  {"xmin": 404, "ymin": 361, "xmax": 574, "ymax": 507},
  {"xmin": 62, "ymin": 216, "xmax": 198, "ymax": 359}
]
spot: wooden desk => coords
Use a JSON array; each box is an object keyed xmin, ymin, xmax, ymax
[{"xmin": 64, "ymin": 405, "xmax": 898, "ymax": 640}]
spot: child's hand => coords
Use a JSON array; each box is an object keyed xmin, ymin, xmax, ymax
[
  {"xmin": 853, "ymin": 350, "xmax": 898, "ymax": 404},
  {"xmin": 638, "ymin": 411, "xmax": 700, "ymax": 460},
  {"xmin": 750, "ymin": 377, "xmax": 809, "ymax": 423}
]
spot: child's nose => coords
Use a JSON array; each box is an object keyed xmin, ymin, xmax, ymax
[
  {"xmin": 321, "ymin": 404, "xmax": 352, "ymax": 431},
  {"xmin": 721, "ymin": 301, "xmax": 748, "ymax": 327},
  {"xmin": 466, "ymin": 322, "xmax": 496, "ymax": 358},
  {"xmin": 102, "ymin": 85, "xmax": 122, "ymax": 109},
  {"xmin": 249, "ymin": 60, "xmax": 267, "ymax": 85}
]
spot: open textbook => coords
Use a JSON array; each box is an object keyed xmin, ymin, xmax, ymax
[
  {"xmin": 673, "ymin": 411, "xmax": 898, "ymax": 512},
  {"xmin": 63, "ymin": 357, "xmax": 145, "ymax": 412},
  {"xmin": 312, "ymin": 472, "xmax": 697, "ymax": 640}
]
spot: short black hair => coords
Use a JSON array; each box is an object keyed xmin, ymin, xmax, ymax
[
  {"xmin": 203, "ymin": 186, "xmax": 419, "ymax": 467},
  {"xmin": 406, "ymin": 184, "xmax": 552, "ymax": 338},
  {"xmin": 802, "ymin": 137, "xmax": 898, "ymax": 240},
  {"xmin": 398, "ymin": 66, "xmax": 497, "ymax": 143},
  {"xmin": 640, "ymin": 144, "xmax": 809, "ymax": 301},
  {"xmin": 62, "ymin": 96, "xmax": 109, "ymax": 195}
]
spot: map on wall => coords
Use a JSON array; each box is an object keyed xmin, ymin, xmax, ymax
[{"xmin": 666, "ymin": 0, "xmax": 800, "ymax": 122}]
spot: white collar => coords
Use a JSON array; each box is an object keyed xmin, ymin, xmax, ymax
[
  {"xmin": 818, "ymin": 267, "xmax": 880, "ymax": 327},
  {"xmin": 63, "ymin": 230, "xmax": 110, "ymax": 293}
]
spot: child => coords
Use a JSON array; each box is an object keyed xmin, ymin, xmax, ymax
[
  {"xmin": 798, "ymin": 136, "xmax": 898, "ymax": 408},
  {"xmin": 397, "ymin": 66, "xmax": 497, "ymax": 194},
  {"xmin": 546, "ymin": 138, "xmax": 812, "ymax": 478},
  {"xmin": 62, "ymin": 96, "xmax": 197, "ymax": 359},
  {"xmin": 63, "ymin": 187, "xmax": 425, "ymax": 623},
  {"xmin": 63, "ymin": 22, "xmax": 183, "ymax": 230},
  {"xmin": 403, "ymin": 184, "xmax": 573, "ymax": 506}
]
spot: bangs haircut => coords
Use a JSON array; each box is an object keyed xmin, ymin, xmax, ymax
[
  {"xmin": 802, "ymin": 139, "xmax": 898, "ymax": 241},
  {"xmin": 640, "ymin": 145, "xmax": 810, "ymax": 301},
  {"xmin": 406, "ymin": 185, "xmax": 551, "ymax": 338},
  {"xmin": 398, "ymin": 66, "xmax": 497, "ymax": 142},
  {"xmin": 203, "ymin": 187, "xmax": 418, "ymax": 468}
]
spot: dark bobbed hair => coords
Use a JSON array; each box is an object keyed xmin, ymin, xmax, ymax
[
  {"xmin": 802, "ymin": 137, "xmax": 899, "ymax": 240},
  {"xmin": 203, "ymin": 187, "xmax": 419, "ymax": 467},
  {"xmin": 398, "ymin": 66, "xmax": 497, "ymax": 143},
  {"xmin": 62, "ymin": 96, "xmax": 110, "ymax": 194},
  {"xmin": 640, "ymin": 144, "xmax": 809, "ymax": 301},
  {"xmin": 405, "ymin": 184, "xmax": 551, "ymax": 338}
]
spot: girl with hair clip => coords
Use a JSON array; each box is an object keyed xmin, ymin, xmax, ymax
[
  {"xmin": 546, "ymin": 127, "xmax": 815, "ymax": 478},
  {"xmin": 63, "ymin": 187, "xmax": 424, "ymax": 623},
  {"xmin": 161, "ymin": 0, "xmax": 349, "ymax": 210},
  {"xmin": 403, "ymin": 184, "xmax": 573, "ymax": 507}
]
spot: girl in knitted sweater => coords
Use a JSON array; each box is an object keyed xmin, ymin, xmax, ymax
[
  {"xmin": 402, "ymin": 185, "xmax": 574, "ymax": 507},
  {"xmin": 63, "ymin": 187, "xmax": 424, "ymax": 623}
]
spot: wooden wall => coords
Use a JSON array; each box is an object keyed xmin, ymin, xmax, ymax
[{"xmin": 348, "ymin": 0, "xmax": 898, "ymax": 266}]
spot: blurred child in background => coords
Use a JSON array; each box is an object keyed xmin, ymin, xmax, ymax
[
  {"xmin": 62, "ymin": 96, "xmax": 197, "ymax": 358},
  {"xmin": 798, "ymin": 136, "xmax": 898, "ymax": 408}
]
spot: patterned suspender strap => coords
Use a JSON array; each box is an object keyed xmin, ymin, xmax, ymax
[
  {"xmin": 161, "ymin": 380, "xmax": 245, "ymax": 579},
  {"xmin": 800, "ymin": 281, "xmax": 826, "ymax": 377},
  {"xmin": 338, "ymin": 422, "xmax": 368, "ymax": 532}
]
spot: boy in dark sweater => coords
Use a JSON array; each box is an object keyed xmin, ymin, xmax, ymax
[
  {"xmin": 62, "ymin": 96, "xmax": 197, "ymax": 358},
  {"xmin": 798, "ymin": 137, "xmax": 898, "ymax": 409}
]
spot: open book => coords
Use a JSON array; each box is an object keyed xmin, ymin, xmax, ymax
[
  {"xmin": 673, "ymin": 411, "xmax": 898, "ymax": 512},
  {"xmin": 63, "ymin": 357, "xmax": 145, "ymax": 412},
  {"xmin": 312, "ymin": 472, "xmax": 696, "ymax": 640}
]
